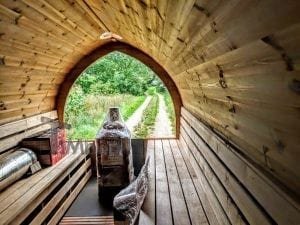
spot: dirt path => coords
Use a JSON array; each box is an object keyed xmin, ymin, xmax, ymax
[
  {"xmin": 151, "ymin": 94, "xmax": 173, "ymax": 137},
  {"xmin": 125, "ymin": 96, "xmax": 152, "ymax": 133}
]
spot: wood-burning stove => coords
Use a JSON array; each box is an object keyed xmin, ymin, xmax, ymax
[{"xmin": 95, "ymin": 107, "xmax": 134, "ymax": 199}]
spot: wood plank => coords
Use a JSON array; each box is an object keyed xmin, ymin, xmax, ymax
[
  {"xmin": 0, "ymin": 120, "xmax": 58, "ymax": 152},
  {"xmin": 155, "ymin": 139, "xmax": 172, "ymax": 225},
  {"xmin": 171, "ymin": 0, "xmax": 300, "ymax": 74},
  {"xmin": 181, "ymin": 126, "xmax": 263, "ymax": 225},
  {"xmin": 169, "ymin": 139, "xmax": 209, "ymax": 225},
  {"xmin": 13, "ymin": 154, "xmax": 88, "ymax": 224},
  {"xmin": 178, "ymin": 136, "xmax": 223, "ymax": 225},
  {"xmin": 187, "ymin": 97, "xmax": 300, "ymax": 157},
  {"xmin": 182, "ymin": 104, "xmax": 298, "ymax": 201},
  {"xmin": 0, "ymin": 2, "xmax": 87, "ymax": 53},
  {"xmin": 0, "ymin": 99, "xmax": 56, "ymax": 122},
  {"xmin": 182, "ymin": 100, "xmax": 300, "ymax": 195},
  {"xmin": 59, "ymin": 216, "xmax": 114, "ymax": 225},
  {"xmin": 29, "ymin": 158, "xmax": 91, "ymax": 225},
  {"xmin": 0, "ymin": 105, "xmax": 55, "ymax": 126},
  {"xmin": 181, "ymin": 69, "xmax": 300, "ymax": 108},
  {"xmin": 138, "ymin": 140, "xmax": 155, "ymax": 225},
  {"xmin": 0, "ymin": 153, "xmax": 77, "ymax": 212},
  {"xmin": 181, "ymin": 107, "xmax": 300, "ymax": 225},
  {"xmin": 0, "ymin": 153, "xmax": 82, "ymax": 224},
  {"xmin": 47, "ymin": 170, "xmax": 92, "ymax": 225},
  {"xmin": 0, "ymin": 110, "xmax": 57, "ymax": 139},
  {"xmin": 162, "ymin": 139, "xmax": 190, "ymax": 225},
  {"xmin": 61, "ymin": 216, "xmax": 113, "ymax": 220}
]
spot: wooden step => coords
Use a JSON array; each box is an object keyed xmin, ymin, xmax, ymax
[{"xmin": 59, "ymin": 216, "xmax": 114, "ymax": 225}]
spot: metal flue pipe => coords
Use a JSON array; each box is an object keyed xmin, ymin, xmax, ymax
[{"xmin": 0, "ymin": 148, "xmax": 41, "ymax": 192}]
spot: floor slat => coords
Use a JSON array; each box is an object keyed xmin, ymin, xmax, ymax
[
  {"xmin": 170, "ymin": 140, "xmax": 210, "ymax": 225},
  {"xmin": 59, "ymin": 216, "xmax": 114, "ymax": 225},
  {"xmin": 139, "ymin": 140, "xmax": 156, "ymax": 225},
  {"xmin": 162, "ymin": 139, "xmax": 191, "ymax": 225},
  {"xmin": 155, "ymin": 139, "xmax": 173, "ymax": 225}
]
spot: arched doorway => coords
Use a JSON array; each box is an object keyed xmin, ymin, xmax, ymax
[{"xmin": 56, "ymin": 42, "xmax": 182, "ymax": 137}]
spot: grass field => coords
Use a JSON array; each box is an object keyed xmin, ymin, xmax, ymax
[
  {"xmin": 65, "ymin": 94, "xmax": 146, "ymax": 140},
  {"xmin": 163, "ymin": 92, "xmax": 176, "ymax": 134},
  {"xmin": 133, "ymin": 94, "xmax": 159, "ymax": 138}
]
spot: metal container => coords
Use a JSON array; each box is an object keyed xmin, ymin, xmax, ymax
[{"xmin": 0, "ymin": 148, "xmax": 41, "ymax": 191}]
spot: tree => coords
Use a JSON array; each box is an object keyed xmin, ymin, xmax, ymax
[{"xmin": 74, "ymin": 51, "xmax": 164, "ymax": 96}]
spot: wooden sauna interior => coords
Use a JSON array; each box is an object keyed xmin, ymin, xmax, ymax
[{"xmin": 0, "ymin": 0, "xmax": 300, "ymax": 224}]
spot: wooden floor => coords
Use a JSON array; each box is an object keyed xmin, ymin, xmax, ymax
[{"xmin": 139, "ymin": 139, "xmax": 214, "ymax": 225}]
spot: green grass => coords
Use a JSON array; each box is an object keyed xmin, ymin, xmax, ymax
[
  {"xmin": 65, "ymin": 94, "xmax": 146, "ymax": 140},
  {"xmin": 133, "ymin": 95, "xmax": 159, "ymax": 138},
  {"xmin": 163, "ymin": 92, "xmax": 176, "ymax": 134},
  {"xmin": 121, "ymin": 96, "xmax": 146, "ymax": 120}
]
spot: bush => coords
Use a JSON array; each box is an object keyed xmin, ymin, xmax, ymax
[{"xmin": 145, "ymin": 87, "xmax": 157, "ymax": 96}]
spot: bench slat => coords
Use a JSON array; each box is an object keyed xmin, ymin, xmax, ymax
[
  {"xmin": 48, "ymin": 170, "xmax": 92, "ymax": 225},
  {"xmin": 0, "ymin": 153, "xmax": 84, "ymax": 225},
  {"xmin": 181, "ymin": 107, "xmax": 300, "ymax": 225},
  {"xmin": 30, "ymin": 158, "xmax": 91, "ymax": 225}
]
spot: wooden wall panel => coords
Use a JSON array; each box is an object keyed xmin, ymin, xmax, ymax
[{"xmin": 0, "ymin": 0, "xmax": 299, "ymax": 209}]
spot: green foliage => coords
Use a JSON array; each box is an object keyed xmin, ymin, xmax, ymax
[
  {"xmin": 65, "ymin": 94, "xmax": 143, "ymax": 140},
  {"xmin": 145, "ymin": 86, "xmax": 157, "ymax": 96},
  {"xmin": 64, "ymin": 51, "xmax": 175, "ymax": 140},
  {"xmin": 163, "ymin": 92, "xmax": 176, "ymax": 134},
  {"xmin": 134, "ymin": 95, "xmax": 159, "ymax": 138},
  {"xmin": 76, "ymin": 51, "xmax": 165, "ymax": 96},
  {"xmin": 121, "ymin": 96, "xmax": 146, "ymax": 120},
  {"xmin": 64, "ymin": 85, "xmax": 85, "ymax": 124}
]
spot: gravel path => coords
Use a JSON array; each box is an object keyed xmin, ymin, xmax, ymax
[
  {"xmin": 151, "ymin": 94, "xmax": 173, "ymax": 137},
  {"xmin": 125, "ymin": 96, "xmax": 152, "ymax": 133}
]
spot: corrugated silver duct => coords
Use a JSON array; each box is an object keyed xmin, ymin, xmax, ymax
[{"xmin": 0, "ymin": 148, "xmax": 41, "ymax": 192}]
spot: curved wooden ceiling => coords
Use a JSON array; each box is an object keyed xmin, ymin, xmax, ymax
[{"xmin": 0, "ymin": 1, "xmax": 300, "ymax": 196}]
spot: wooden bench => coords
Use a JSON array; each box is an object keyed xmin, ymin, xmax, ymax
[
  {"xmin": 180, "ymin": 107, "xmax": 300, "ymax": 225},
  {"xmin": 0, "ymin": 111, "xmax": 92, "ymax": 225},
  {"xmin": 0, "ymin": 152, "xmax": 91, "ymax": 225}
]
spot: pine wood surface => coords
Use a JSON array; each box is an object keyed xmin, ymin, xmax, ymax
[
  {"xmin": 0, "ymin": 152, "xmax": 91, "ymax": 225},
  {"xmin": 0, "ymin": 0, "xmax": 300, "ymax": 216}
]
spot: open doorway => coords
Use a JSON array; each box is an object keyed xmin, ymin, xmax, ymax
[
  {"xmin": 57, "ymin": 43, "xmax": 182, "ymax": 221},
  {"xmin": 64, "ymin": 51, "xmax": 175, "ymax": 140}
]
